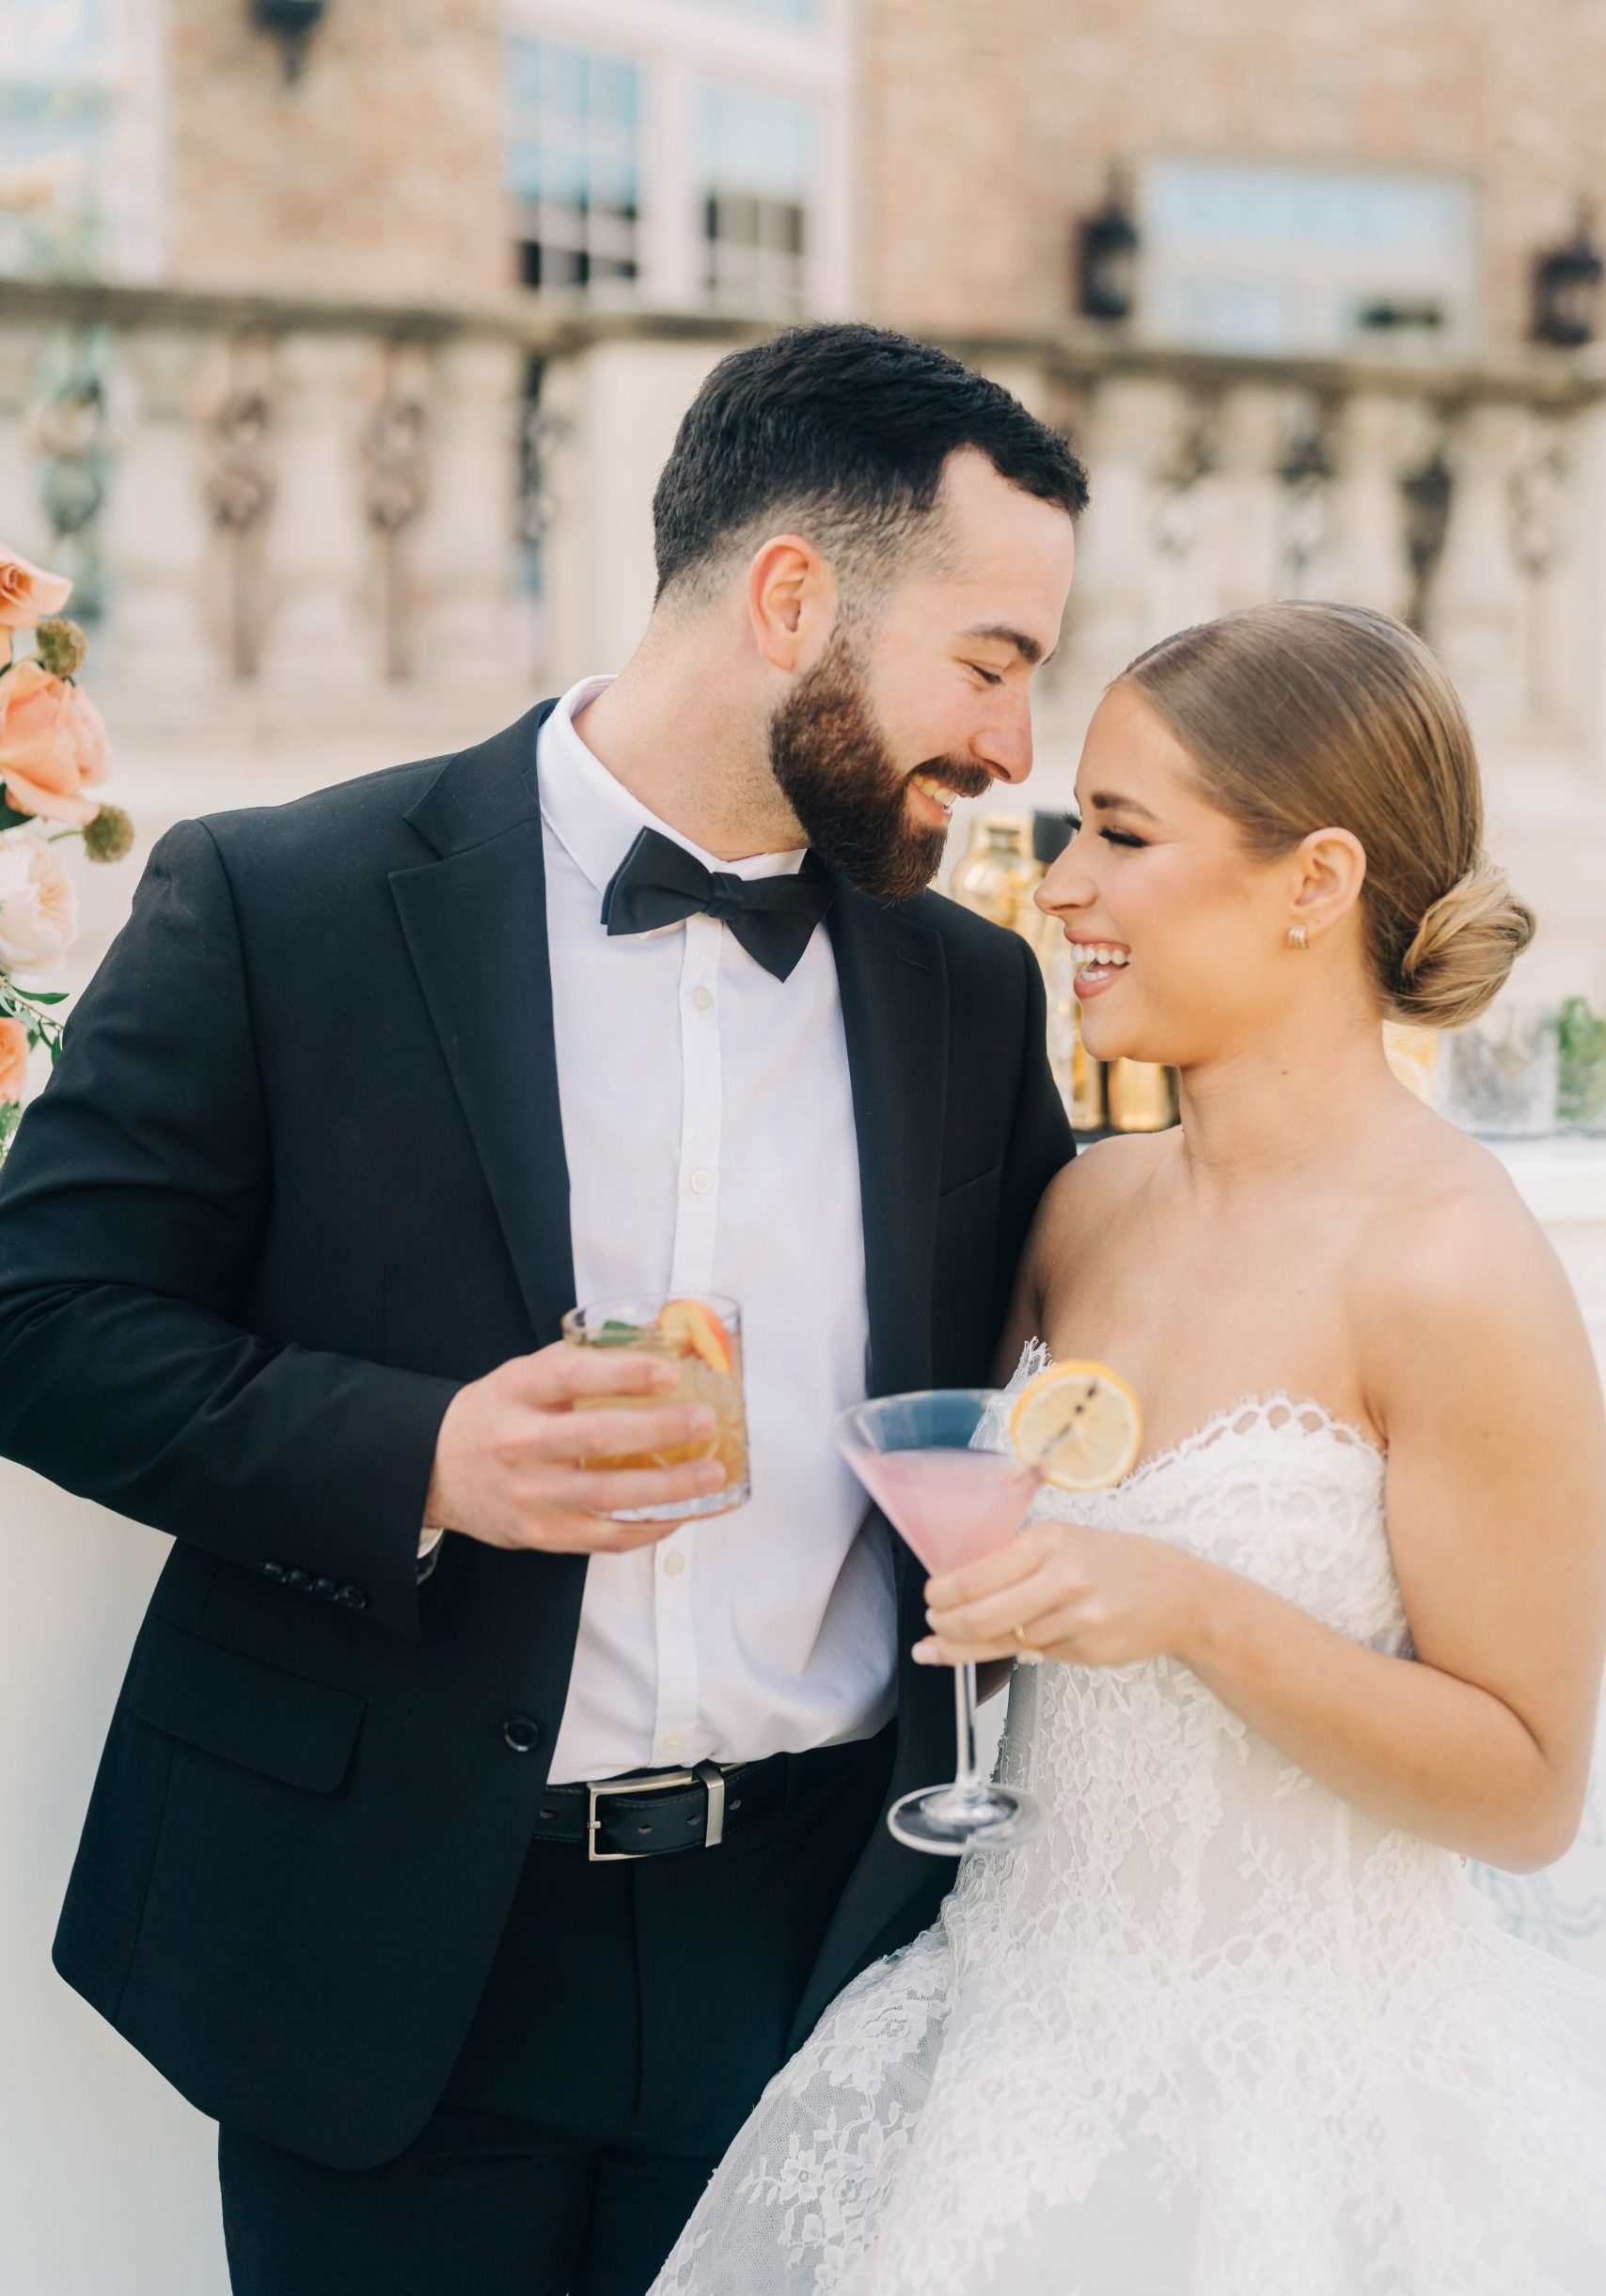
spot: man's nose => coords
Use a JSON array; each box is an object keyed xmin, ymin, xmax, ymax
[{"xmin": 973, "ymin": 697, "xmax": 1033, "ymax": 785}]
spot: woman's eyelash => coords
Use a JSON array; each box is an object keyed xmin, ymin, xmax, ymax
[{"xmin": 1066, "ymin": 815, "xmax": 1145, "ymax": 850}]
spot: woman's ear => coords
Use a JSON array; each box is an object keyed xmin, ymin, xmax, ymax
[{"xmin": 1288, "ymin": 825, "xmax": 1368, "ymax": 945}]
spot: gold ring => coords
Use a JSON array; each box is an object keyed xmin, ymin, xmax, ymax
[{"xmin": 1012, "ymin": 1624, "xmax": 1039, "ymax": 1658}]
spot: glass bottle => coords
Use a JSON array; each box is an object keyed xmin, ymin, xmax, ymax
[
  {"xmin": 1105, "ymin": 1058, "xmax": 1178, "ymax": 1133},
  {"xmin": 949, "ymin": 814, "xmax": 1037, "ymax": 931}
]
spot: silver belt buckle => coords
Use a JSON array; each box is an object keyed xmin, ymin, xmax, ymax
[{"xmin": 586, "ymin": 1758, "xmax": 728, "ymax": 1862}]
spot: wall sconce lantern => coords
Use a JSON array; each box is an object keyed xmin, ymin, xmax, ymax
[
  {"xmin": 1074, "ymin": 167, "xmax": 1140, "ymax": 324},
  {"xmin": 250, "ymin": 0, "xmax": 328, "ymax": 84},
  {"xmin": 1532, "ymin": 203, "xmax": 1604, "ymax": 348}
]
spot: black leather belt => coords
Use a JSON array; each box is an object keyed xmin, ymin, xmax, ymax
[{"xmin": 531, "ymin": 1751, "xmax": 792, "ymax": 1863}]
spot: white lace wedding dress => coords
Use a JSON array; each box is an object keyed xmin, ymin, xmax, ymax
[{"xmin": 653, "ymin": 1344, "xmax": 1606, "ymax": 2294}]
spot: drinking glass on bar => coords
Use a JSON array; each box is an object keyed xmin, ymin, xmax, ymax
[{"xmin": 561, "ymin": 1293, "xmax": 751, "ymax": 1521}]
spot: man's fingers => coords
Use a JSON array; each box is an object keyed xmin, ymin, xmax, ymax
[
  {"xmin": 547, "ymin": 1457, "xmax": 728, "ymax": 1517},
  {"xmin": 517, "ymin": 1345, "xmax": 680, "ymax": 1405},
  {"xmin": 531, "ymin": 1401, "xmax": 716, "ymax": 1463}
]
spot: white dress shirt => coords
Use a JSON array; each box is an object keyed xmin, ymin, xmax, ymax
[{"xmin": 539, "ymin": 676, "xmax": 895, "ymax": 1785}]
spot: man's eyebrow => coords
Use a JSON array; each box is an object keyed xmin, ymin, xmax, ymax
[
  {"xmin": 1080, "ymin": 791, "xmax": 1160, "ymax": 822},
  {"xmin": 957, "ymin": 621, "xmax": 1054, "ymax": 667}
]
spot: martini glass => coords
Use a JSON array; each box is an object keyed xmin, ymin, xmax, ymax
[{"xmin": 835, "ymin": 1389, "xmax": 1044, "ymax": 1854}]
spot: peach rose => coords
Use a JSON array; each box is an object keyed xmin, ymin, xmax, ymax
[
  {"xmin": 0, "ymin": 1014, "xmax": 27, "ymax": 1106},
  {"xmin": 0, "ymin": 838, "xmax": 77, "ymax": 971},
  {"xmin": 0, "ymin": 658, "xmax": 111, "ymax": 825},
  {"xmin": 0, "ymin": 543, "xmax": 71, "ymax": 632}
]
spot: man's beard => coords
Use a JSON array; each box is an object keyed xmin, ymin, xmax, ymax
[{"xmin": 768, "ymin": 633, "xmax": 993, "ymax": 902}]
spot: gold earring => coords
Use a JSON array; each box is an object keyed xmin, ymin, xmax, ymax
[{"xmin": 1287, "ymin": 924, "xmax": 1309, "ymax": 951}]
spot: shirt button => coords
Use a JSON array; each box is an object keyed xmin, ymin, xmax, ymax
[
  {"xmin": 692, "ymin": 986, "xmax": 714, "ymax": 1012},
  {"xmin": 662, "ymin": 1550, "xmax": 687, "ymax": 1579},
  {"xmin": 688, "ymin": 1168, "xmax": 713, "ymax": 1196}
]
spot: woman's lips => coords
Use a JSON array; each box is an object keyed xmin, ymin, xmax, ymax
[{"xmin": 1065, "ymin": 938, "xmax": 1131, "ymax": 1000}]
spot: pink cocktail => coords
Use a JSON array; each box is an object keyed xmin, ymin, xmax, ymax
[
  {"xmin": 850, "ymin": 1447, "xmax": 1042, "ymax": 1578},
  {"xmin": 835, "ymin": 1388, "xmax": 1044, "ymax": 1856}
]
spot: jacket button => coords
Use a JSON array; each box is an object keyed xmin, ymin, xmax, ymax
[
  {"xmin": 336, "ymin": 1584, "xmax": 368, "ymax": 1612},
  {"xmin": 259, "ymin": 1560, "xmax": 287, "ymax": 1581},
  {"xmin": 286, "ymin": 1567, "xmax": 311, "ymax": 1592},
  {"xmin": 501, "ymin": 1715, "xmax": 542, "ymax": 1754},
  {"xmin": 311, "ymin": 1577, "xmax": 337, "ymax": 1600}
]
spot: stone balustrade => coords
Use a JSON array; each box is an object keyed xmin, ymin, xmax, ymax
[{"xmin": 2, "ymin": 276, "xmax": 1605, "ymax": 995}]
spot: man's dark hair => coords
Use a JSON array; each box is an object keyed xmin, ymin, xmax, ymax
[{"xmin": 652, "ymin": 322, "xmax": 1089, "ymax": 603}]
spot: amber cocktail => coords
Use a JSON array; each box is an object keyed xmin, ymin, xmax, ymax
[{"xmin": 562, "ymin": 1293, "xmax": 750, "ymax": 1521}]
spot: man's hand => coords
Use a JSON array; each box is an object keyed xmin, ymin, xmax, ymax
[{"xmin": 423, "ymin": 1341, "xmax": 727, "ymax": 1554}]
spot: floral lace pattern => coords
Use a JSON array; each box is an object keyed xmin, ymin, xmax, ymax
[{"xmin": 653, "ymin": 1345, "xmax": 1606, "ymax": 2295}]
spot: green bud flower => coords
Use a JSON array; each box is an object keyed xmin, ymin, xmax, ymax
[
  {"xmin": 33, "ymin": 618, "xmax": 87, "ymax": 678},
  {"xmin": 82, "ymin": 803, "xmax": 134, "ymax": 864}
]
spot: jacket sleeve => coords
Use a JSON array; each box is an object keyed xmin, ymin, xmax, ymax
[
  {"xmin": 0, "ymin": 820, "xmax": 460, "ymax": 1640},
  {"xmin": 992, "ymin": 933, "xmax": 1076, "ymax": 1339}
]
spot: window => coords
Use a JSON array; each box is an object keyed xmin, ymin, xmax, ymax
[
  {"xmin": 506, "ymin": 1, "xmax": 852, "ymax": 313},
  {"xmin": 509, "ymin": 38, "xmax": 642, "ymax": 294},
  {"xmin": 698, "ymin": 79, "xmax": 813, "ymax": 312},
  {"xmin": 1140, "ymin": 160, "xmax": 1478, "ymax": 357},
  {"xmin": 0, "ymin": 0, "xmax": 164, "ymax": 278}
]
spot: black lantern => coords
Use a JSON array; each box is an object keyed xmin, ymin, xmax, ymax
[
  {"xmin": 251, "ymin": 0, "xmax": 327, "ymax": 83},
  {"xmin": 1532, "ymin": 202, "xmax": 1604, "ymax": 348},
  {"xmin": 1074, "ymin": 167, "xmax": 1139, "ymax": 324}
]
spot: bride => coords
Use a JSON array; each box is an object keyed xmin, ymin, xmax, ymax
[{"xmin": 651, "ymin": 598, "xmax": 1606, "ymax": 2294}]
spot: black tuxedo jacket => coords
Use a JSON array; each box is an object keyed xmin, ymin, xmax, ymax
[{"xmin": 0, "ymin": 700, "xmax": 1073, "ymax": 2168}]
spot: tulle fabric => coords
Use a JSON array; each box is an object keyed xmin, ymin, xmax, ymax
[{"xmin": 652, "ymin": 1345, "xmax": 1606, "ymax": 2294}]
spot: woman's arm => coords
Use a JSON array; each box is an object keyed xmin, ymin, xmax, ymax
[{"xmin": 921, "ymin": 1186, "xmax": 1606, "ymax": 1872}]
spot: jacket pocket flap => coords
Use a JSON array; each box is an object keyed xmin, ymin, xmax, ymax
[{"xmin": 125, "ymin": 1619, "xmax": 367, "ymax": 1795}]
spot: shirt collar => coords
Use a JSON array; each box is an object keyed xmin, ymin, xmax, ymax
[{"xmin": 537, "ymin": 674, "xmax": 810, "ymax": 896}]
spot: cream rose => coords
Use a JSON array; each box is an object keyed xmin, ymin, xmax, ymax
[
  {"xmin": 0, "ymin": 1014, "xmax": 28, "ymax": 1106},
  {"xmin": 0, "ymin": 658, "xmax": 111, "ymax": 825},
  {"xmin": 0, "ymin": 543, "xmax": 71, "ymax": 632},
  {"xmin": 0, "ymin": 838, "xmax": 77, "ymax": 971}
]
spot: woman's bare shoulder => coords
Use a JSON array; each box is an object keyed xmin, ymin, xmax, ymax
[
  {"xmin": 1031, "ymin": 1128, "xmax": 1172, "ymax": 1252},
  {"xmin": 1356, "ymin": 1113, "xmax": 1599, "ymax": 1439}
]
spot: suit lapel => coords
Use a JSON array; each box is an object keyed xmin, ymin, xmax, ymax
[
  {"xmin": 828, "ymin": 882, "xmax": 948, "ymax": 1400},
  {"xmin": 389, "ymin": 700, "xmax": 575, "ymax": 1342}
]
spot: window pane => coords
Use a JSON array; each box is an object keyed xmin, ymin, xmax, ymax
[
  {"xmin": 696, "ymin": 79, "xmax": 815, "ymax": 202},
  {"xmin": 1141, "ymin": 159, "xmax": 1477, "ymax": 355},
  {"xmin": 508, "ymin": 36, "xmax": 643, "ymax": 298}
]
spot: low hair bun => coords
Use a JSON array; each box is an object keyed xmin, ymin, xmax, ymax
[{"xmin": 1393, "ymin": 858, "xmax": 1536, "ymax": 1031}]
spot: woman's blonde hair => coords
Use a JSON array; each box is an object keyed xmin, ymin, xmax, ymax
[{"xmin": 1120, "ymin": 599, "xmax": 1535, "ymax": 1030}]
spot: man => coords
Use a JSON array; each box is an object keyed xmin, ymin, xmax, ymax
[{"xmin": 0, "ymin": 322, "xmax": 1083, "ymax": 2293}]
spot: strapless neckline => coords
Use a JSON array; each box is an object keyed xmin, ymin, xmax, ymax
[{"xmin": 1016, "ymin": 1338, "xmax": 1388, "ymax": 1488}]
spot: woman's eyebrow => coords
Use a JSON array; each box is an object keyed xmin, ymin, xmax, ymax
[{"xmin": 1083, "ymin": 791, "xmax": 1160, "ymax": 822}]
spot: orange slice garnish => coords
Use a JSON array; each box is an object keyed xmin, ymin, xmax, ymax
[{"xmin": 657, "ymin": 1297, "xmax": 735, "ymax": 1376}]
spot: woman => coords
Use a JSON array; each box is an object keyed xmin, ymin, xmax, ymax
[{"xmin": 651, "ymin": 600, "xmax": 1606, "ymax": 2293}]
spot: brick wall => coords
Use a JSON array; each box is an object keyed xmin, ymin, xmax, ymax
[
  {"xmin": 165, "ymin": 0, "xmax": 511, "ymax": 301},
  {"xmin": 860, "ymin": 0, "xmax": 1606, "ymax": 350}
]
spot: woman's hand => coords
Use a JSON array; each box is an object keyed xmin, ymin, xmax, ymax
[{"xmin": 915, "ymin": 1518, "xmax": 1211, "ymax": 1672}]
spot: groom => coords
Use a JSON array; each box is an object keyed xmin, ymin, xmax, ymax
[{"xmin": 0, "ymin": 322, "xmax": 1082, "ymax": 2293}]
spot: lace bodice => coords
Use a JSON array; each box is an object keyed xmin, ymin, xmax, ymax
[{"xmin": 653, "ymin": 1343, "xmax": 1606, "ymax": 2295}]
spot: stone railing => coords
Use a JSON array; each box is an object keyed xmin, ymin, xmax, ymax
[{"xmin": 3, "ymin": 277, "xmax": 1605, "ymax": 991}]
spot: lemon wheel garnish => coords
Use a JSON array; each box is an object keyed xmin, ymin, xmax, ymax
[{"xmin": 1008, "ymin": 1360, "xmax": 1143, "ymax": 1492}]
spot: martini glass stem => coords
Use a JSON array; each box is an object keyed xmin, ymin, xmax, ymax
[{"xmin": 951, "ymin": 1662, "xmax": 988, "ymax": 1807}]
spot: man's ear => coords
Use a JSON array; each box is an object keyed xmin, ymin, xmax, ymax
[{"xmin": 746, "ymin": 534, "xmax": 839, "ymax": 674}]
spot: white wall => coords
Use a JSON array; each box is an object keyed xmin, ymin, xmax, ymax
[{"xmin": 1, "ymin": 1468, "xmax": 227, "ymax": 2296}]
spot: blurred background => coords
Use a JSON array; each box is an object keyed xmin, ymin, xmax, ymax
[{"xmin": 3, "ymin": 6, "xmax": 1606, "ymax": 2289}]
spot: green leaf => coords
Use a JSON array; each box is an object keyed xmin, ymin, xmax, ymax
[
  {"xmin": 0, "ymin": 799, "xmax": 36, "ymax": 833},
  {"xmin": 24, "ymin": 991, "xmax": 69, "ymax": 1005},
  {"xmin": 588, "ymin": 1319, "xmax": 648, "ymax": 1348}
]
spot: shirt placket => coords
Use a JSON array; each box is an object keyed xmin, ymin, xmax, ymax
[{"xmin": 650, "ymin": 913, "xmax": 724, "ymax": 1767}]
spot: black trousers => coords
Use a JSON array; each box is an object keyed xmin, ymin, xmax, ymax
[{"xmin": 219, "ymin": 1726, "xmax": 894, "ymax": 2296}]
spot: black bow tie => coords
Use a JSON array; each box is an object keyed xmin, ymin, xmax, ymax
[{"xmin": 601, "ymin": 827, "xmax": 835, "ymax": 983}]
